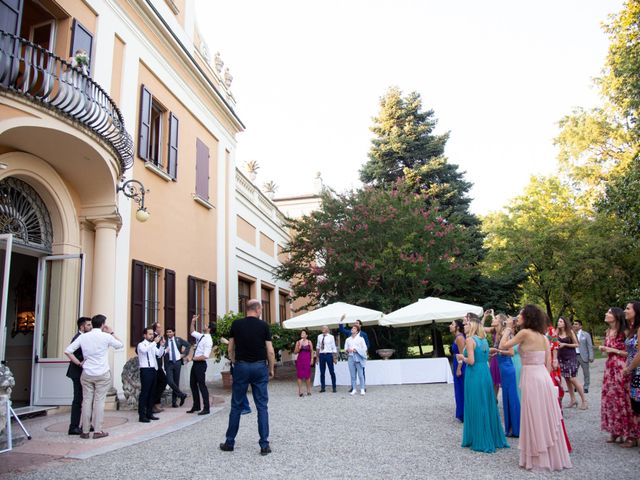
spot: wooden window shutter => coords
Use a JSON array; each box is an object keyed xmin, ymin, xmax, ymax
[
  {"xmin": 0, "ymin": 0, "xmax": 24, "ymax": 37},
  {"xmin": 138, "ymin": 85, "xmax": 152, "ymax": 160},
  {"xmin": 187, "ymin": 275, "xmax": 196, "ymax": 342},
  {"xmin": 167, "ymin": 113, "xmax": 179, "ymax": 180},
  {"xmin": 195, "ymin": 138, "xmax": 209, "ymax": 200},
  {"xmin": 130, "ymin": 260, "xmax": 144, "ymax": 347},
  {"xmin": 164, "ymin": 269, "xmax": 176, "ymax": 331},
  {"xmin": 69, "ymin": 19, "xmax": 94, "ymax": 73},
  {"xmin": 209, "ymin": 282, "xmax": 217, "ymax": 325}
]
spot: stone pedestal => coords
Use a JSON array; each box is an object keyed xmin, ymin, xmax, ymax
[{"xmin": 0, "ymin": 365, "xmax": 15, "ymax": 439}]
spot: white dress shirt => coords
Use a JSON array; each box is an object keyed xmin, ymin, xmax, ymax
[
  {"xmin": 576, "ymin": 329, "xmax": 582, "ymax": 354},
  {"xmin": 344, "ymin": 335, "xmax": 367, "ymax": 357},
  {"xmin": 166, "ymin": 337, "xmax": 182, "ymax": 362},
  {"xmin": 137, "ymin": 339, "xmax": 165, "ymax": 369},
  {"xmin": 191, "ymin": 331, "xmax": 213, "ymax": 358},
  {"xmin": 65, "ymin": 329, "xmax": 123, "ymax": 376},
  {"xmin": 316, "ymin": 332, "xmax": 337, "ymax": 354}
]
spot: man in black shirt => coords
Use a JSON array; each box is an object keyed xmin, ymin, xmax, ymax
[{"xmin": 220, "ymin": 299, "xmax": 275, "ymax": 456}]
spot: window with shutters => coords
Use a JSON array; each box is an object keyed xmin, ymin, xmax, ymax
[
  {"xmin": 138, "ymin": 85, "xmax": 179, "ymax": 180},
  {"xmin": 131, "ymin": 260, "xmax": 171, "ymax": 346},
  {"xmin": 195, "ymin": 138, "xmax": 210, "ymax": 203},
  {"xmin": 279, "ymin": 293, "xmax": 289, "ymax": 324},
  {"xmin": 261, "ymin": 287, "xmax": 272, "ymax": 323},
  {"xmin": 188, "ymin": 275, "xmax": 210, "ymax": 334},
  {"xmin": 144, "ymin": 265, "xmax": 160, "ymax": 326},
  {"xmin": 238, "ymin": 279, "xmax": 252, "ymax": 315}
]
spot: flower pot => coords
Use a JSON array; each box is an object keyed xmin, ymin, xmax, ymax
[{"xmin": 221, "ymin": 370, "xmax": 232, "ymax": 389}]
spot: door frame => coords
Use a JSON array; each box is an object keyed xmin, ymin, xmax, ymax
[
  {"xmin": 0, "ymin": 233, "xmax": 13, "ymax": 363},
  {"xmin": 31, "ymin": 253, "xmax": 84, "ymax": 405}
]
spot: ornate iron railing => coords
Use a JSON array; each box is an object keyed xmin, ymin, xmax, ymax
[{"xmin": 0, "ymin": 31, "xmax": 133, "ymax": 172}]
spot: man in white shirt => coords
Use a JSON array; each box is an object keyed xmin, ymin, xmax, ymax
[
  {"xmin": 137, "ymin": 327, "xmax": 165, "ymax": 422},
  {"xmin": 573, "ymin": 320, "xmax": 594, "ymax": 393},
  {"xmin": 64, "ymin": 314, "xmax": 123, "ymax": 439},
  {"xmin": 186, "ymin": 315, "xmax": 213, "ymax": 415},
  {"xmin": 316, "ymin": 325, "xmax": 338, "ymax": 393}
]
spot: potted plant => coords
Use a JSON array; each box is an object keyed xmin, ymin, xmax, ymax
[
  {"xmin": 245, "ymin": 160, "xmax": 259, "ymax": 181},
  {"xmin": 210, "ymin": 312, "xmax": 242, "ymax": 388}
]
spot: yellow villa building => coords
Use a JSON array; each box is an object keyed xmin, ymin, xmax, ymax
[{"xmin": 0, "ymin": 0, "xmax": 298, "ymax": 410}]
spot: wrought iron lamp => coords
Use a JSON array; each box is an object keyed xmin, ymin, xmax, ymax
[{"xmin": 117, "ymin": 179, "xmax": 150, "ymax": 222}]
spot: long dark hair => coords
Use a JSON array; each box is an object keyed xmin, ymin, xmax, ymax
[
  {"xmin": 454, "ymin": 319, "xmax": 465, "ymax": 336},
  {"xmin": 628, "ymin": 301, "xmax": 640, "ymax": 335},
  {"xmin": 608, "ymin": 307, "xmax": 628, "ymax": 340}
]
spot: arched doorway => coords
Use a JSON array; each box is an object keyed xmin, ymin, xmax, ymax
[{"xmin": 0, "ymin": 176, "xmax": 83, "ymax": 406}]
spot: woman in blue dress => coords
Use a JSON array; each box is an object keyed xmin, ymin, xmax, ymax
[
  {"xmin": 456, "ymin": 314, "xmax": 509, "ymax": 453},
  {"xmin": 449, "ymin": 319, "xmax": 466, "ymax": 422},
  {"xmin": 490, "ymin": 314, "xmax": 521, "ymax": 437}
]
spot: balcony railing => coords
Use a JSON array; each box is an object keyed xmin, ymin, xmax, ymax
[{"xmin": 0, "ymin": 31, "xmax": 133, "ymax": 172}]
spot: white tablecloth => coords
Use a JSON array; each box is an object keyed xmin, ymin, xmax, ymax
[{"xmin": 313, "ymin": 357, "xmax": 453, "ymax": 386}]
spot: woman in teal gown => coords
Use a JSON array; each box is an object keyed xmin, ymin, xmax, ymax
[{"xmin": 456, "ymin": 314, "xmax": 509, "ymax": 453}]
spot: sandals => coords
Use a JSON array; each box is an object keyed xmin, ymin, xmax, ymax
[
  {"xmin": 606, "ymin": 435, "xmax": 619, "ymax": 443},
  {"xmin": 620, "ymin": 439, "xmax": 637, "ymax": 448},
  {"xmin": 92, "ymin": 431, "xmax": 109, "ymax": 439},
  {"xmin": 579, "ymin": 402, "xmax": 588, "ymax": 410},
  {"xmin": 567, "ymin": 400, "xmax": 578, "ymax": 409}
]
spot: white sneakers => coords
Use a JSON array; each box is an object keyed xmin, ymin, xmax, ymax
[
  {"xmin": 350, "ymin": 389, "xmax": 366, "ymax": 396},
  {"xmin": 360, "ymin": 390, "xmax": 365, "ymax": 396}
]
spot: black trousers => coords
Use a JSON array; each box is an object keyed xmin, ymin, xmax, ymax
[
  {"xmin": 69, "ymin": 376, "xmax": 83, "ymax": 429},
  {"xmin": 190, "ymin": 361, "xmax": 209, "ymax": 410},
  {"xmin": 165, "ymin": 360, "xmax": 183, "ymax": 404},
  {"xmin": 153, "ymin": 367, "xmax": 167, "ymax": 404},
  {"xmin": 139, "ymin": 368, "xmax": 157, "ymax": 418}
]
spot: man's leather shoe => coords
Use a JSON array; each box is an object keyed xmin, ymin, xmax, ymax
[
  {"xmin": 139, "ymin": 417, "xmax": 150, "ymax": 423},
  {"xmin": 179, "ymin": 394, "xmax": 187, "ymax": 407},
  {"xmin": 319, "ymin": 388, "xmax": 326, "ymax": 393},
  {"xmin": 186, "ymin": 408, "xmax": 200, "ymax": 413},
  {"xmin": 147, "ymin": 415, "xmax": 160, "ymax": 421},
  {"xmin": 219, "ymin": 442, "xmax": 234, "ymax": 452},
  {"xmin": 197, "ymin": 410, "xmax": 210, "ymax": 416},
  {"xmin": 260, "ymin": 446, "xmax": 272, "ymax": 456},
  {"xmin": 332, "ymin": 387, "xmax": 337, "ymax": 393},
  {"xmin": 68, "ymin": 427, "xmax": 82, "ymax": 435},
  {"xmin": 171, "ymin": 403, "xmax": 178, "ymax": 408},
  {"xmin": 584, "ymin": 388, "xmax": 589, "ymax": 394}
]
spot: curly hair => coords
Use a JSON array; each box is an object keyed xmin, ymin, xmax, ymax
[{"xmin": 520, "ymin": 305, "xmax": 547, "ymax": 334}]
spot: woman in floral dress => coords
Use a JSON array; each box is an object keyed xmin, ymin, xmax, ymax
[
  {"xmin": 622, "ymin": 301, "xmax": 640, "ymax": 448},
  {"xmin": 599, "ymin": 307, "xmax": 633, "ymax": 444}
]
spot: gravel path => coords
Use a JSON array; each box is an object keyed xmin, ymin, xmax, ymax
[{"xmin": 7, "ymin": 359, "xmax": 638, "ymax": 479}]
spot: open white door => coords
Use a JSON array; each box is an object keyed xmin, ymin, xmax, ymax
[
  {"xmin": 32, "ymin": 254, "xmax": 84, "ymax": 405},
  {"xmin": 0, "ymin": 234, "xmax": 13, "ymax": 363}
]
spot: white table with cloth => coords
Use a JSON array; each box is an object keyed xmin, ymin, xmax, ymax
[{"xmin": 313, "ymin": 357, "xmax": 453, "ymax": 386}]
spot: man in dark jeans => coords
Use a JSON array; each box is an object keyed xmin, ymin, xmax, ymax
[
  {"xmin": 66, "ymin": 316, "xmax": 92, "ymax": 435},
  {"xmin": 220, "ymin": 299, "xmax": 275, "ymax": 456}
]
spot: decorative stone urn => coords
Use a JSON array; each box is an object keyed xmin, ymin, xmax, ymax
[
  {"xmin": 0, "ymin": 365, "xmax": 15, "ymax": 438},
  {"xmin": 376, "ymin": 349, "xmax": 395, "ymax": 360}
]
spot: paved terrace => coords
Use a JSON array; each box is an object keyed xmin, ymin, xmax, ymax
[{"xmin": 1, "ymin": 359, "xmax": 637, "ymax": 479}]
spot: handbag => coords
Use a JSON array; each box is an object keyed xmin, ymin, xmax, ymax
[{"xmin": 631, "ymin": 369, "xmax": 640, "ymax": 389}]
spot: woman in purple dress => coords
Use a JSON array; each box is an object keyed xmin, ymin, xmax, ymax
[
  {"xmin": 450, "ymin": 319, "xmax": 466, "ymax": 422},
  {"xmin": 294, "ymin": 329, "xmax": 315, "ymax": 396},
  {"xmin": 556, "ymin": 317, "xmax": 587, "ymax": 410},
  {"xmin": 484, "ymin": 310, "xmax": 501, "ymax": 398}
]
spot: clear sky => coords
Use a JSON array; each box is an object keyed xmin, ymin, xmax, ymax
[{"xmin": 196, "ymin": 0, "xmax": 624, "ymax": 214}]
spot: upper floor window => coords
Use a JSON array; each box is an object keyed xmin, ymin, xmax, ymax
[{"xmin": 138, "ymin": 85, "xmax": 178, "ymax": 179}]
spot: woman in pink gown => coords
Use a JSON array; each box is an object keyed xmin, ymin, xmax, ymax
[{"xmin": 499, "ymin": 305, "xmax": 572, "ymax": 472}]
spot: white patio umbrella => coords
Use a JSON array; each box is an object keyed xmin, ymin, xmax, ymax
[
  {"xmin": 379, "ymin": 297, "xmax": 483, "ymax": 327},
  {"xmin": 282, "ymin": 302, "xmax": 384, "ymax": 330}
]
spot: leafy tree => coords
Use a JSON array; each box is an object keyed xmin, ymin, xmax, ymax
[
  {"xmin": 274, "ymin": 182, "xmax": 475, "ymax": 356},
  {"xmin": 482, "ymin": 176, "xmax": 634, "ymax": 328}
]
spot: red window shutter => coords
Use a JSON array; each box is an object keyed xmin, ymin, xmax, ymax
[
  {"xmin": 164, "ymin": 269, "xmax": 176, "ymax": 331},
  {"xmin": 130, "ymin": 260, "xmax": 144, "ymax": 346},
  {"xmin": 168, "ymin": 113, "xmax": 179, "ymax": 180},
  {"xmin": 187, "ymin": 275, "xmax": 196, "ymax": 343},
  {"xmin": 138, "ymin": 85, "xmax": 152, "ymax": 160},
  {"xmin": 195, "ymin": 138, "xmax": 209, "ymax": 200},
  {"xmin": 209, "ymin": 282, "xmax": 217, "ymax": 325}
]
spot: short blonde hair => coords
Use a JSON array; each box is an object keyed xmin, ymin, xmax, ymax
[{"xmin": 467, "ymin": 318, "xmax": 486, "ymax": 339}]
